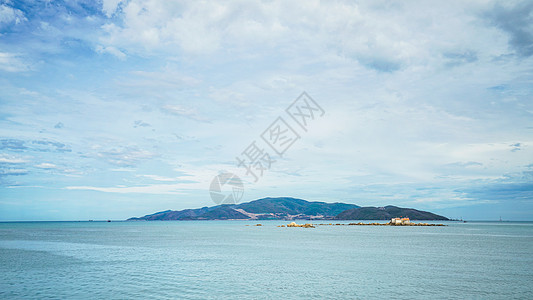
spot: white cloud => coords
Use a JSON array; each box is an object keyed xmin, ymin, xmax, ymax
[
  {"xmin": 161, "ymin": 104, "xmax": 195, "ymax": 116},
  {"xmin": 0, "ymin": 4, "xmax": 26, "ymax": 27},
  {"xmin": 102, "ymin": 0, "xmax": 125, "ymax": 18},
  {"xmin": 110, "ymin": 168, "xmax": 136, "ymax": 172},
  {"xmin": 64, "ymin": 183, "xmax": 197, "ymax": 195},
  {"xmin": 139, "ymin": 174, "xmax": 178, "ymax": 182},
  {"xmin": 161, "ymin": 104, "xmax": 209, "ymax": 122},
  {"xmin": 97, "ymin": 146, "xmax": 156, "ymax": 167},
  {"xmin": 63, "ymin": 163, "xmax": 240, "ymax": 195},
  {"xmin": 34, "ymin": 163, "xmax": 57, "ymax": 169},
  {"xmin": 128, "ymin": 69, "xmax": 201, "ymax": 88},
  {"xmin": 0, "ymin": 52, "xmax": 30, "ymax": 72},
  {"xmin": 96, "ymin": 0, "xmax": 508, "ymax": 72},
  {"xmin": 95, "ymin": 45, "xmax": 126, "ymax": 60},
  {"xmin": 0, "ymin": 155, "xmax": 26, "ymax": 164}
]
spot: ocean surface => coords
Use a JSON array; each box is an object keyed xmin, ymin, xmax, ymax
[{"xmin": 1, "ymin": 220, "xmax": 532, "ymax": 299}]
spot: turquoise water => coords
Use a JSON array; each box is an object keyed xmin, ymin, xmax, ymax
[{"xmin": 1, "ymin": 221, "xmax": 532, "ymax": 299}]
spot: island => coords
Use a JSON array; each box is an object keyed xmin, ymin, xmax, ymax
[{"xmin": 128, "ymin": 197, "xmax": 449, "ymax": 221}]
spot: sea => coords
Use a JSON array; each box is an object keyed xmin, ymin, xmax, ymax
[{"xmin": 1, "ymin": 220, "xmax": 532, "ymax": 299}]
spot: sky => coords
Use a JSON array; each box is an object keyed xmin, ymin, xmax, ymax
[{"xmin": 0, "ymin": 0, "xmax": 532, "ymax": 221}]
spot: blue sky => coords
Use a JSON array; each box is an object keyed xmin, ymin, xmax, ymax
[{"xmin": 1, "ymin": 0, "xmax": 532, "ymax": 221}]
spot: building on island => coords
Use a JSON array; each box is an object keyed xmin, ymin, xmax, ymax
[{"xmin": 390, "ymin": 217, "xmax": 410, "ymax": 225}]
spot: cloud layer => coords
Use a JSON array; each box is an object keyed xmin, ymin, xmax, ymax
[{"xmin": 0, "ymin": 0, "xmax": 532, "ymax": 220}]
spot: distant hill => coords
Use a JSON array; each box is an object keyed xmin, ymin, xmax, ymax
[
  {"xmin": 128, "ymin": 197, "xmax": 359, "ymax": 221},
  {"xmin": 237, "ymin": 197, "xmax": 359, "ymax": 217},
  {"xmin": 336, "ymin": 205, "xmax": 448, "ymax": 220},
  {"xmin": 128, "ymin": 197, "xmax": 448, "ymax": 221}
]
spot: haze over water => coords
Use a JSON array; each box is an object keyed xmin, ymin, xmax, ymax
[{"xmin": 1, "ymin": 221, "xmax": 532, "ymax": 299}]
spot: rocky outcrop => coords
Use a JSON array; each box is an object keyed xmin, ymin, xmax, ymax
[
  {"xmin": 285, "ymin": 222, "xmax": 315, "ymax": 228},
  {"xmin": 313, "ymin": 222, "xmax": 446, "ymax": 226}
]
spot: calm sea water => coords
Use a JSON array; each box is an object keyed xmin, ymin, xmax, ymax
[{"xmin": 1, "ymin": 220, "xmax": 532, "ymax": 299}]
